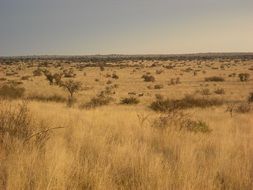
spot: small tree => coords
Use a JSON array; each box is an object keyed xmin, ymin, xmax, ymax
[{"xmin": 61, "ymin": 80, "xmax": 82, "ymax": 106}]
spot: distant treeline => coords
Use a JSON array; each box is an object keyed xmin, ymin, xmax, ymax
[{"xmin": 1, "ymin": 53, "xmax": 253, "ymax": 64}]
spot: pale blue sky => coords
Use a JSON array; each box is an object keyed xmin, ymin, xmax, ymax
[{"xmin": 0, "ymin": 0, "xmax": 253, "ymax": 56}]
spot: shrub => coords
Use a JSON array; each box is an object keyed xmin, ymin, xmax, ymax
[
  {"xmin": 27, "ymin": 94, "xmax": 66, "ymax": 103},
  {"xmin": 200, "ymin": 88, "xmax": 211, "ymax": 95},
  {"xmin": 0, "ymin": 85, "xmax": 25, "ymax": 99},
  {"xmin": 150, "ymin": 95, "xmax": 223, "ymax": 112},
  {"xmin": 152, "ymin": 111, "xmax": 211, "ymax": 133},
  {"xmin": 120, "ymin": 97, "xmax": 139, "ymax": 105},
  {"xmin": 236, "ymin": 102, "xmax": 251, "ymax": 113},
  {"xmin": 154, "ymin": 84, "xmax": 164, "ymax": 89},
  {"xmin": 205, "ymin": 76, "xmax": 225, "ymax": 82},
  {"xmin": 33, "ymin": 68, "xmax": 43, "ymax": 76},
  {"xmin": 112, "ymin": 73, "xmax": 119, "ymax": 79},
  {"xmin": 238, "ymin": 73, "xmax": 250, "ymax": 82},
  {"xmin": 142, "ymin": 74, "xmax": 155, "ymax": 82},
  {"xmin": 82, "ymin": 95, "xmax": 113, "ymax": 109},
  {"xmin": 214, "ymin": 88, "xmax": 225, "ymax": 95},
  {"xmin": 0, "ymin": 100, "xmax": 32, "ymax": 141},
  {"xmin": 182, "ymin": 120, "xmax": 211, "ymax": 133},
  {"xmin": 81, "ymin": 87, "xmax": 114, "ymax": 109},
  {"xmin": 248, "ymin": 92, "xmax": 253, "ymax": 103},
  {"xmin": 21, "ymin": 75, "xmax": 30, "ymax": 80}
]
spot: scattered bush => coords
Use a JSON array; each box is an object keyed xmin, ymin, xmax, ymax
[
  {"xmin": 0, "ymin": 85, "xmax": 25, "ymax": 99},
  {"xmin": 205, "ymin": 76, "xmax": 225, "ymax": 82},
  {"xmin": 120, "ymin": 97, "xmax": 139, "ymax": 105}
]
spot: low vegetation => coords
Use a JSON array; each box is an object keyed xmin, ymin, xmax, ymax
[{"xmin": 150, "ymin": 95, "xmax": 223, "ymax": 112}]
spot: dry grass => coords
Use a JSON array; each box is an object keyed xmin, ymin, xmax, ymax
[
  {"xmin": 0, "ymin": 100, "xmax": 252, "ymax": 190},
  {"xmin": 0, "ymin": 58, "xmax": 253, "ymax": 189}
]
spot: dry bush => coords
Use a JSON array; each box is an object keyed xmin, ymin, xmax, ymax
[
  {"xmin": 236, "ymin": 102, "xmax": 252, "ymax": 113},
  {"xmin": 0, "ymin": 100, "xmax": 32, "ymax": 142},
  {"xmin": 33, "ymin": 68, "xmax": 43, "ymax": 76},
  {"xmin": 248, "ymin": 92, "xmax": 253, "ymax": 103},
  {"xmin": 238, "ymin": 73, "xmax": 250, "ymax": 82},
  {"xmin": 120, "ymin": 97, "xmax": 139, "ymax": 105},
  {"xmin": 154, "ymin": 84, "xmax": 164, "ymax": 89},
  {"xmin": 27, "ymin": 94, "xmax": 66, "ymax": 103},
  {"xmin": 142, "ymin": 74, "xmax": 155, "ymax": 82},
  {"xmin": 150, "ymin": 95, "xmax": 223, "ymax": 112},
  {"xmin": 153, "ymin": 111, "xmax": 211, "ymax": 133},
  {"xmin": 214, "ymin": 88, "xmax": 225, "ymax": 95},
  {"xmin": 200, "ymin": 88, "xmax": 211, "ymax": 95},
  {"xmin": 205, "ymin": 76, "xmax": 225, "ymax": 82},
  {"xmin": 81, "ymin": 88, "xmax": 114, "ymax": 109},
  {"xmin": 0, "ymin": 85, "xmax": 25, "ymax": 99},
  {"xmin": 112, "ymin": 73, "xmax": 119, "ymax": 79}
]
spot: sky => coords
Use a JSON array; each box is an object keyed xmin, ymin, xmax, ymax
[{"xmin": 0, "ymin": 0, "xmax": 253, "ymax": 56}]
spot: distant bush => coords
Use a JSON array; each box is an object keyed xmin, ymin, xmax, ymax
[
  {"xmin": 112, "ymin": 73, "xmax": 119, "ymax": 79},
  {"xmin": 81, "ymin": 87, "xmax": 114, "ymax": 109},
  {"xmin": 33, "ymin": 68, "xmax": 43, "ymax": 76},
  {"xmin": 150, "ymin": 95, "xmax": 223, "ymax": 112},
  {"xmin": 205, "ymin": 76, "xmax": 225, "ymax": 82},
  {"xmin": 236, "ymin": 102, "xmax": 251, "ymax": 113},
  {"xmin": 238, "ymin": 73, "xmax": 250, "ymax": 82},
  {"xmin": 152, "ymin": 111, "xmax": 211, "ymax": 133},
  {"xmin": 154, "ymin": 84, "xmax": 164, "ymax": 89},
  {"xmin": 27, "ymin": 94, "xmax": 66, "ymax": 103},
  {"xmin": 21, "ymin": 75, "xmax": 30, "ymax": 80},
  {"xmin": 0, "ymin": 85, "xmax": 25, "ymax": 99},
  {"xmin": 214, "ymin": 88, "xmax": 225, "ymax": 95},
  {"xmin": 120, "ymin": 97, "xmax": 139, "ymax": 105},
  {"xmin": 142, "ymin": 74, "xmax": 155, "ymax": 82},
  {"xmin": 82, "ymin": 96, "xmax": 113, "ymax": 109},
  {"xmin": 200, "ymin": 88, "xmax": 211, "ymax": 95},
  {"xmin": 248, "ymin": 92, "xmax": 253, "ymax": 103}
]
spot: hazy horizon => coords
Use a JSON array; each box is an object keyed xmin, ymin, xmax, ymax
[{"xmin": 1, "ymin": 0, "xmax": 253, "ymax": 56}]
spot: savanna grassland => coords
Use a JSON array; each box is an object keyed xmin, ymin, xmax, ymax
[{"xmin": 0, "ymin": 54, "xmax": 253, "ymax": 190}]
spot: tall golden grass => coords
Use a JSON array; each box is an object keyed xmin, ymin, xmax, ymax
[{"xmin": 0, "ymin": 99, "xmax": 252, "ymax": 190}]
